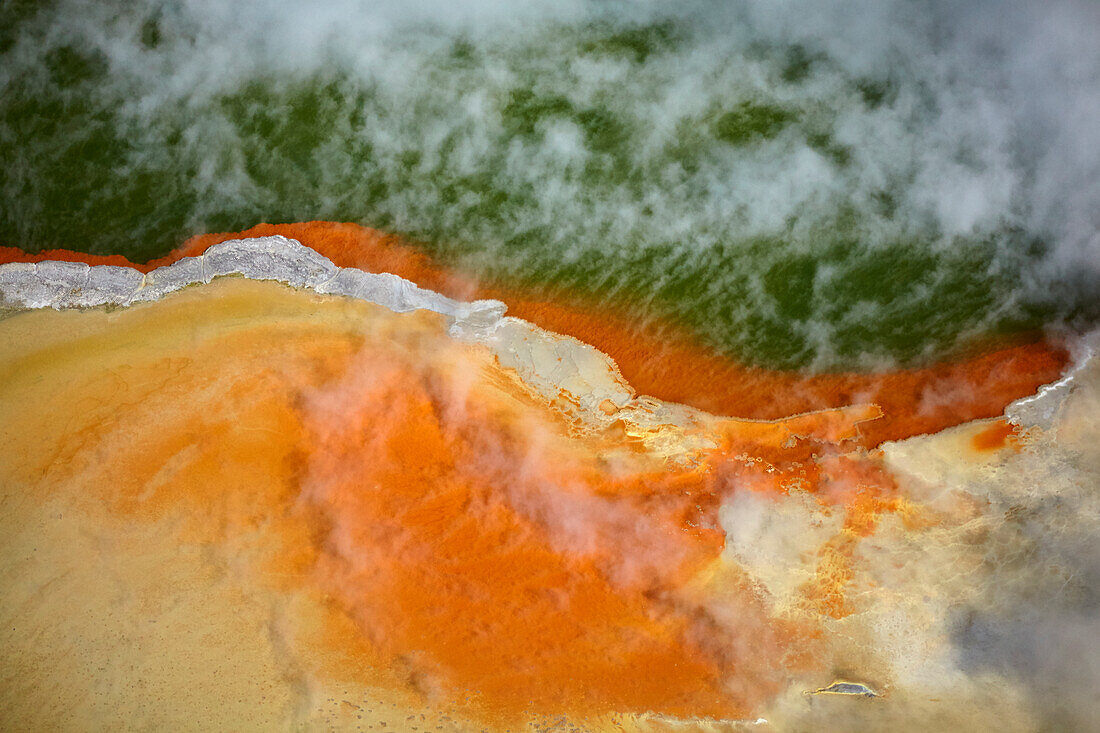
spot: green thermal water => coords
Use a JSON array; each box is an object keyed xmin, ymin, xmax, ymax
[{"xmin": 0, "ymin": 5, "xmax": 1077, "ymax": 369}]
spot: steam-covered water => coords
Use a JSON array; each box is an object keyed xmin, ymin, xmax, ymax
[{"xmin": 2, "ymin": 0, "xmax": 1098, "ymax": 369}]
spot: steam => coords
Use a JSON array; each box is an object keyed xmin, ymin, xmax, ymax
[{"xmin": 1, "ymin": 0, "xmax": 1098, "ymax": 369}]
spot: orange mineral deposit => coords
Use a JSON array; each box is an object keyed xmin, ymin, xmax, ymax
[
  {"xmin": 0, "ymin": 226, "xmax": 1068, "ymax": 729},
  {"xmin": 1, "ymin": 220, "xmax": 1066, "ymax": 445},
  {"xmin": 1, "ymin": 275, "xmax": 906, "ymax": 729}
]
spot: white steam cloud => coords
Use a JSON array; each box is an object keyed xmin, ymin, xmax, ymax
[{"xmin": 1, "ymin": 0, "xmax": 1098, "ymax": 367}]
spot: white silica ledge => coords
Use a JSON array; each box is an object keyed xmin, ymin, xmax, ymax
[
  {"xmin": 1, "ymin": 234, "xmax": 1087, "ymax": 433},
  {"xmin": 0, "ymin": 236, "xmax": 508, "ymax": 340},
  {"xmin": 0, "ymin": 236, "xmax": 635, "ymax": 425},
  {"xmin": 1006, "ymin": 329, "xmax": 1100, "ymax": 430}
]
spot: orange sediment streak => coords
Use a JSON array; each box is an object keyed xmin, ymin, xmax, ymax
[
  {"xmin": 302, "ymin": 353, "xmax": 768, "ymax": 719},
  {"xmin": 0, "ymin": 220, "xmax": 1068, "ymax": 449},
  {"xmin": 971, "ymin": 418, "xmax": 1022, "ymax": 452},
  {"xmin": 0, "ymin": 246, "xmax": 150, "ymax": 270}
]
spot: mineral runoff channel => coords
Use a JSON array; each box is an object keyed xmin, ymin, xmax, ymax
[{"xmin": 1, "ymin": 236, "xmax": 1098, "ymax": 731}]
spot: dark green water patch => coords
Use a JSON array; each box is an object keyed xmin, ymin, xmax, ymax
[
  {"xmin": 0, "ymin": 6, "xmax": 1081, "ymax": 371},
  {"xmin": 579, "ymin": 20, "xmax": 682, "ymax": 64},
  {"xmin": 713, "ymin": 101, "xmax": 794, "ymax": 146}
]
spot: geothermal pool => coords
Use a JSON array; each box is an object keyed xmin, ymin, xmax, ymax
[{"xmin": 1, "ymin": 1, "xmax": 1099, "ymax": 731}]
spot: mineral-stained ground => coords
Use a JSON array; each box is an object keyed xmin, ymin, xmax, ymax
[{"xmin": 1, "ymin": 239, "xmax": 1098, "ymax": 731}]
